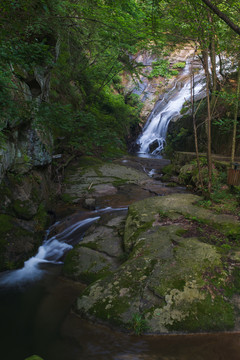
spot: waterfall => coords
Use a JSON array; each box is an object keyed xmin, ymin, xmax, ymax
[{"xmin": 137, "ymin": 60, "xmax": 205, "ymax": 156}]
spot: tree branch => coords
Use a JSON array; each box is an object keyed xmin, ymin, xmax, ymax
[{"xmin": 201, "ymin": 0, "xmax": 240, "ymax": 35}]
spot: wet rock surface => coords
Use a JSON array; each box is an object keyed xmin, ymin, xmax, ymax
[{"xmin": 62, "ymin": 155, "xmax": 186, "ymax": 210}]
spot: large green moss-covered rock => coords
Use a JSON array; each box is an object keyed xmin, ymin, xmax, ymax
[{"xmin": 75, "ymin": 194, "xmax": 240, "ymax": 334}]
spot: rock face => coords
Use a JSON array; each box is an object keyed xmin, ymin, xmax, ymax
[
  {"xmin": 0, "ymin": 169, "xmax": 53, "ymax": 271},
  {"xmin": 0, "ymin": 56, "xmax": 57, "ymax": 270},
  {"xmin": 0, "ymin": 127, "xmax": 52, "ymax": 182},
  {"xmin": 70, "ymin": 193, "xmax": 240, "ymax": 334}
]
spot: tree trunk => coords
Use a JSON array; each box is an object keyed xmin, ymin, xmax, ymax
[
  {"xmin": 203, "ymin": 48, "xmax": 212, "ymax": 196},
  {"xmin": 191, "ymin": 50, "xmax": 203, "ymax": 190},
  {"xmin": 231, "ymin": 62, "xmax": 240, "ymax": 166},
  {"xmin": 209, "ymin": 24, "xmax": 217, "ymax": 99}
]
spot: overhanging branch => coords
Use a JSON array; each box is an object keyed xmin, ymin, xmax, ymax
[{"xmin": 201, "ymin": 0, "xmax": 240, "ymax": 35}]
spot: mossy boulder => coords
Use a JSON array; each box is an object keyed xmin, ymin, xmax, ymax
[
  {"xmin": 75, "ymin": 194, "xmax": 240, "ymax": 333},
  {"xmin": 63, "ymin": 213, "xmax": 127, "ymax": 283},
  {"xmin": 25, "ymin": 356, "xmax": 44, "ymax": 360}
]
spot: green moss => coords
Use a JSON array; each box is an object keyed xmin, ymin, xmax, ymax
[
  {"xmin": 81, "ymin": 242, "xmax": 98, "ymax": 251},
  {"xmin": 161, "ymin": 164, "xmax": 176, "ymax": 182},
  {"xmin": 166, "ymin": 182, "xmax": 178, "ymax": 187},
  {"xmin": 25, "ymin": 356, "xmax": 44, "ymax": 360},
  {"xmin": 125, "ymin": 220, "xmax": 153, "ymax": 251},
  {"xmin": 0, "ymin": 214, "xmax": 13, "ymax": 268},
  {"xmin": 34, "ymin": 203, "xmax": 48, "ymax": 231},
  {"xmin": 8, "ymin": 172, "xmax": 24, "ymax": 186},
  {"xmin": 162, "ymin": 164, "xmax": 175, "ymax": 175},
  {"xmin": 61, "ymin": 193, "xmax": 76, "ymax": 203},
  {"xmin": 0, "ymin": 214, "xmax": 14, "ymax": 235},
  {"xmin": 232, "ymin": 267, "xmax": 240, "ymax": 294},
  {"xmin": 161, "ymin": 174, "xmax": 172, "ymax": 182},
  {"xmin": 89, "ymin": 296, "xmax": 130, "ymax": 327},
  {"xmin": 0, "ymin": 183, "xmax": 11, "ymax": 200},
  {"xmin": 175, "ymin": 228, "xmax": 188, "ymax": 236},
  {"xmin": 31, "ymin": 185, "xmax": 41, "ymax": 203},
  {"xmin": 77, "ymin": 156, "xmax": 104, "ymax": 168},
  {"xmin": 117, "ymin": 251, "xmax": 130, "ymax": 264},
  {"xmin": 13, "ymin": 199, "xmax": 35, "ymax": 220},
  {"xmin": 78, "ymin": 268, "xmax": 112, "ymax": 284},
  {"xmin": 62, "ymin": 249, "xmax": 78, "ymax": 276},
  {"xmin": 63, "ymin": 248, "xmax": 112, "ymax": 283},
  {"xmin": 168, "ymin": 294, "xmax": 234, "ymax": 332},
  {"xmin": 112, "ymin": 178, "xmax": 128, "ymax": 187}
]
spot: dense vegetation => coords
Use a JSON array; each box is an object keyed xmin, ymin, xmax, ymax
[{"xmin": 0, "ymin": 0, "xmax": 239, "ymax": 167}]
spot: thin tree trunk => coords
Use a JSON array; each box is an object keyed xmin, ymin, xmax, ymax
[
  {"xmin": 231, "ymin": 62, "xmax": 240, "ymax": 166},
  {"xmin": 191, "ymin": 50, "xmax": 204, "ymax": 190},
  {"xmin": 209, "ymin": 36, "xmax": 217, "ymax": 100},
  {"xmin": 203, "ymin": 48, "xmax": 212, "ymax": 196},
  {"xmin": 218, "ymin": 54, "xmax": 224, "ymax": 79}
]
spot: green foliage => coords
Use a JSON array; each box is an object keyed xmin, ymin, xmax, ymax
[
  {"xmin": 170, "ymin": 69, "xmax": 179, "ymax": 76},
  {"xmin": 129, "ymin": 313, "xmax": 148, "ymax": 335},
  {"xmin": 25, "ymin": 355, "xmax": 44, "ymax": 360},
  {"xmin": 148, "ymin": 59, "xmax": 170, "ymax": 79},
  {"xmin": 0, "ymin": 0, "xmax": 151, "ymax": 158},
  {"xmin": 164, "ymin": 127, "xmax": 189, "ymax": 156},
  {"xmin": 172, "ymin": 62, "xmax": 186, "ymax": 69}
]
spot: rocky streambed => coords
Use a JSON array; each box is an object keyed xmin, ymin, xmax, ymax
[{"xmin": 59, "ymin": 156, "xmax": 240, "ymax": 334}]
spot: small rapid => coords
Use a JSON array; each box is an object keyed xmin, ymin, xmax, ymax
[
  {"xmin": 0, "ymin": 206, "xmax": 128, "ymax": 287},
  {"xmin": 137, "ymin": 60, "xmax": 205, "ymax": 156},
  {"xmin": 0, "ymin": 217, "xmax": 100, "ymax": 286}
]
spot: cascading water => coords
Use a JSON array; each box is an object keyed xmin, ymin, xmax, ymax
[
  {"xmin": 0, "ymin": 207, "xmax": 127, "ymax": 287},
  {"xmin": 137, "ymin": 60, "xmax": 205, "ymax": 156},
  {"xmin": 0, "ymin": 216, "xmax": 100, "ymax": 286}
]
